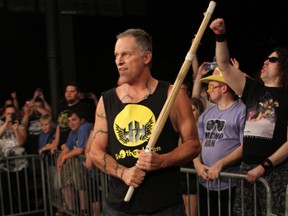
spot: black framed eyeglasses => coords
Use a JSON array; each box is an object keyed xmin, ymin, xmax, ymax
[{"xmin": 267, "ymin": 57, "xmax": 279, "ymax": 63}]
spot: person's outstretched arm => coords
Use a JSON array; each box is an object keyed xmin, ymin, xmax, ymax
[{"xmin": 210, "ymin": 18, "xmax": 246, "ymax": 96}]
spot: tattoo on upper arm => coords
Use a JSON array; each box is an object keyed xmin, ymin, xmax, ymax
[
  {"xmin": 96, "ymin": 112, "xmax": 107, "ymax": 120},
  {"xmin": 103, "ymin": 153, "xmax": 108, "ymax": 173}
]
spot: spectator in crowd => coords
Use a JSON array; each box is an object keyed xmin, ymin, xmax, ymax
[
  {"xmin": 21, "ymin": 88, "xmax": 51, "ymax": 154},
  {"xmin": 1, "ymin": 92, "xmax": 20, "ymax": 119},
  {"xmin": 193, "ymin": 66, "xmax": 245, "ymax": 216},
  {"xmin": 38, "ymin": 113, "xmax": 56, "ymax": 154},
  {"xmin": 89, "ymin": 28, "xmax": 201, "ymax": 215},
  {"xmin": 5, "ymin": 91, "xmax": 19, "ymax": 112},
  {"xmin": 210, "ymin": 17, "xmax": 288, "ymax": 216},
  {"xmin": 57, "ymin": 109, "xmax": 93, "ymax": 214},
  {"xmin": 31, "ymin": 88, "xmax": 52, "ymax": 113},
  {"xmin": 47, "ymin": 82, "xmax": 94, "ymax": 153},
  {"xmin": 0, "ymin": 104, "xmax": 28, "ymax": 214}
]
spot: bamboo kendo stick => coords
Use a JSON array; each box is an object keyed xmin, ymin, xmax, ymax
[{"xmin": 124, "ymin": 1, "xmax": 217, "ymax": 202}]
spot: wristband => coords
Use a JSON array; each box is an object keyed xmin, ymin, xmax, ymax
[
  {"xmin": 260, "ymin": 158, "xmax": 273, "ymax": 172},
  {"xmin": 215, "ymin": 33, "xmax": 227, "ymax": 42}
]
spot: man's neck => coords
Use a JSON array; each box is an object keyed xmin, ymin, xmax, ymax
[
  {"xmin": 118, "ymin": 78, "xmax": 158, "ymax": 103},
  {"xmin": 217, "ymin": 98, "xmax": 236, "ymax": 110},
  {"xmin": 67, "ymin": 99, "xmax": 80, "ymax": 107}
]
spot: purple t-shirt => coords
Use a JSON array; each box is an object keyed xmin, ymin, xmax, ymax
[{"xmin": 198, "ymin": 101, "xmax": 246, "ymax": 190}]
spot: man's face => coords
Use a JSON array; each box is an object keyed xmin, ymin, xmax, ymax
[
  {"xmin": 68, "ymin": 113, "xmax": 84, "ymax": 132},
  {"xmin": 260, "ymin": 52, "xmax": 280, "ymax": 84},
  {"xmin": 114, "ymin": 36, "xmax": 150, "ymax": 85},
  {"xmin": 4, "ymin": 107, "xmax": 16, "ymax": 117},
  {"xmin": 4, "ymin": 107, "xmax": 17, "ymax": 124},
  {"xmin": 65, "ymin": 85, "xmax": 80, "ymax": 105},
  {"xmin": 207, "ymin": 81, "xmax": 224, "ymax": 103}
]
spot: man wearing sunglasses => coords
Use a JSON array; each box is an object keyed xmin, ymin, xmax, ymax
[
  {"xmin": 210, "ymin": 18, "xmax": 288, "ymax": 216},
  {"xmin": 193, "ymin": 66, "xmax": 246, "ymax": 216}
]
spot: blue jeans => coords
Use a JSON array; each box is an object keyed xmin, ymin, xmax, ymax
[{"xmin": 101, "ymin": 203, "xmax": 186, "ymax": 216}]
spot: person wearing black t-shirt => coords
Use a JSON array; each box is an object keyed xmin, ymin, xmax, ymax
[
  {"xmin": 49, "ymin": 83, "xmax": 94, "ymax": 153},
  {"xmin": 210, "ymin": 18, "xmax": 288, "ymax": 216}
]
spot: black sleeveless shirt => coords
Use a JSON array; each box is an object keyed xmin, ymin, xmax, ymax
[{"xmin": 102, "ymin": 81, "xmax": 182, "ymax": 214}]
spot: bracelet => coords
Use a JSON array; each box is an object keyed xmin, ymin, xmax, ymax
[
  {"xmin": 260, "ymin": 158, "xmax": 273, "ymax": 172},
  {"xmin": 216, "ymin": 33, "xmax": 227, "ymax": 42}
]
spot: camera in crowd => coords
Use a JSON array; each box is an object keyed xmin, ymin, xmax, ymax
[
  {"xmin": 10, "ymin": 113, "xmax": 17, "ymax": 124},
  {"xmin": 204, "ymin": 62, "xmax": 218, "ymax": 71}
]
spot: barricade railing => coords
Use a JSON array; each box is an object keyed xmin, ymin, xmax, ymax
[
  {"xmin": 1, "ymin": 154, "xmax": 287, "ymax": 216},
  {"xmin": 181, "ymin": 167, "xmax": 276, "ymax": 216},
  {"xmin": 42, "ymin": 152, "xmax": 108, "ymax": 216},
  {"xmin": 0, "ymin": 154, "xmax": 47, "ymax": 216}
]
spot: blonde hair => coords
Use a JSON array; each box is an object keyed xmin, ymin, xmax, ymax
[{"xmin": 40, "ymin": 114, "xmax": 52, "ymax": 123}]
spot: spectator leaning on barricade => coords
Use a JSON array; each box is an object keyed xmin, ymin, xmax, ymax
[
  {"xmin": 89, "ymin": 28, "xmax": 201, "ymax": 215},
  {"xmin": 48, "ymin": 82, "xmax": 94, "ymax": 154},
  {"xmin": 0, "ymin": 104, "xmax": 28, "ymax": 215},
  {"xmin": 38, "ymin": 113, "xmax": 57, "ymax": 154},
  {"xmin": 193, "ymin": 66, "xmax": 246, "ymax": 216},
  {"xmin": 41, "ymin": 83, "xmax": 94, "ymax": 216},
  {"xmin": 210, "ymin": 18, "xmax": 288, "ymax": 216},
  {"xmin": 57, "ymin": 109, "xmax": 93, "ymax": 215}
]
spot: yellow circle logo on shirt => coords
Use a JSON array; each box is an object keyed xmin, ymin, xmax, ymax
[{"xmin": 114, "ymin": 104, "xmax": 156, "ymax": 147}]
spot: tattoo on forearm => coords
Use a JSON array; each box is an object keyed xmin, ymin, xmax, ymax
[
  {"xmin": 96, "ymin": 112, "xmax": 107, "ymax": 120},
  {"xmin": 114, "ymin": 162, "xmax": 119, "ymax": 176},
  {"xmin": 92, "ymin": 129, "xmax": 108, "ymax": 142},
  {"xmin": 103, "ymin": 153, "xmax": 108, "ymax": 173}
]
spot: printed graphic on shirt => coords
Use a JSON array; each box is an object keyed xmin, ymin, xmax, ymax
[
  {"xmin": 58, "ymin": 110, "xmax": 70, "ymax": 132},
  {"xmin": 73, "ymin": 139, "xmax": 78, "ymax": 149},
  {"xmin": 204, "ymin": 119, "xmax": 226, "ymax": 147},
  {"xmin": 115, "ymin": 146, "xmax": 161, "ymax": 160},
  {"xmin": 114, "ymin": 104, "xmax": 156, "ymax": 147},
  {"xmin": 28, "ymin": 120, "xmax": 42, "ymax": 135},
  {"xmin": 244, "ymin": 92, "xmax": 278, "ymax": 139}
]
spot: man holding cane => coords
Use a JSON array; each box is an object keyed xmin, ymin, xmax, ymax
[{"xmin": 89, "ymin": 28, "xmax": 201, "ymax": 215}]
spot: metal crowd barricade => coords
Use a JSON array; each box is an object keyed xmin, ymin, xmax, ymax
[
  {"xmin": 0, "ymin": 154, "xmax": 47, "ymax": 216},
  {"xmin": 181, "ymin": 168, "xmax": 275, "ymax": 216},
  {"xmin": 2, "ymin": 154, "xmax": 287, "ymax": 216},
  {"xmin": 43, "ymin": 152, "xmax": 108, "ymax": 216}
]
